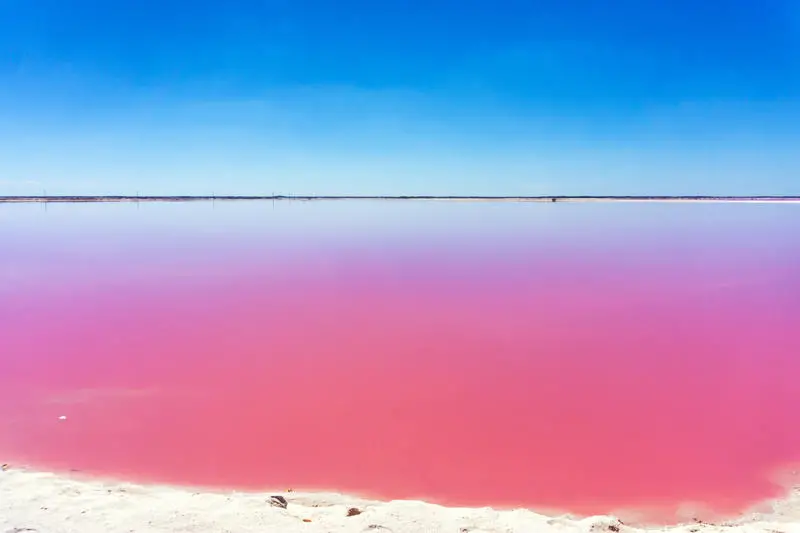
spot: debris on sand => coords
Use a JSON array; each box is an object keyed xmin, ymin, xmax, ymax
[
  {"xmin": 347, "ymin": 507, "xmax": 362, "ymax": 517},
  {"xmin": 269, "ymin": 495, "xmax": 288, "ymax": 509}
]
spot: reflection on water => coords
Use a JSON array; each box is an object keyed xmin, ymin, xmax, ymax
[{"xmin": 1, "ymin": 201, "xmax": 799, "ymax": 522}]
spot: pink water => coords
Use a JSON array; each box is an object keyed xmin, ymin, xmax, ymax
[{"xmin": 1, "ymin": 202, "xmax": 799, "ymax": 521}]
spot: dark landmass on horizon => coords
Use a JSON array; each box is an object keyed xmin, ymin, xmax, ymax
[{"xmin": 0, "ymin": 195, "xmax": 799, "ymax": 203}]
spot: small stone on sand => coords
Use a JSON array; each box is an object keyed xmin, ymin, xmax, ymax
[{"xmin": 269, "ymin": 495, "xmax": 288, "ymax": 509}]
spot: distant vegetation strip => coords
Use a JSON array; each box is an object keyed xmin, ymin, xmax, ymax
[
  {"xmin": 1, "ymin": 195, "xmax": 799, "ymax": 203},
  {"xmin": 2, "ymin": 195, "xmax": 800, "ymax": 202}
]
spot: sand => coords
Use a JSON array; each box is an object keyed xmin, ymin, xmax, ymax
[{"xmin": 2, "ymin": 467, "xmax": 800, "ymax": 533}]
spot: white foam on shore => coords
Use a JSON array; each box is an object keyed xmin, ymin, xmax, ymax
[{"xmin": 2, "ymin": 467, "xmax": 800, "ymax": 533}]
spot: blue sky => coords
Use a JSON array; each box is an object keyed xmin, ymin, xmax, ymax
[{"xmin": 0, "ymin": 0, "xmax": 798, "ymax": 195}]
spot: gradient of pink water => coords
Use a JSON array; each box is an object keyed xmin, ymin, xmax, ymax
[{"xmin": 1, "ymin": 204, "xmax": 799, "ymax": 521}]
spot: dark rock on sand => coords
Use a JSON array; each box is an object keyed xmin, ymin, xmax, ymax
[{"xmin": 269, "ymin": 495, "xmax": 288, "ymax": 509}]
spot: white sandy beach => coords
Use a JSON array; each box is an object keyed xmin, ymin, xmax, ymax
[{"xmin": 2, "ymin": 467, "xmax": 800, "ymax": 533}]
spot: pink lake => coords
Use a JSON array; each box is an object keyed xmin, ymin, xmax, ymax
[{"xmin": 1, "ymin": 201, "xmax": 799, "ymax": 522}]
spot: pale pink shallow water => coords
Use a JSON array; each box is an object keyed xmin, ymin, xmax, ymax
[{"xmin": 1, "ymin": 202, "xmax": 799, "ymax": 522}]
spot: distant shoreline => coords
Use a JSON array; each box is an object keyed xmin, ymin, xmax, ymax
[{"xmin": 1, "ymin": 195, "xmax": 799, "ymax": 203}]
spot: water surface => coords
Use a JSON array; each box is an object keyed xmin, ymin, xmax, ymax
[{"xmin": 1, "ymin": 201, "xmax": 799, "ymax": 521}]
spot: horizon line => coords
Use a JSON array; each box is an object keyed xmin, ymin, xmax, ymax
[{"xmin": 1, "ymin": 195, "xmax": 800, "ymax": 204}]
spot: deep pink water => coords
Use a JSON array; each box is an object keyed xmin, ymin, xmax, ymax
[{"xmin": 1, "ymin": 202, "xmax": 799, "ymax": 521}]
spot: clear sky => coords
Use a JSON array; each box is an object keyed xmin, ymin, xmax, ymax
[{"xmin": 0, "ymin": 0, "xmax": 798, "ymax": 196}]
